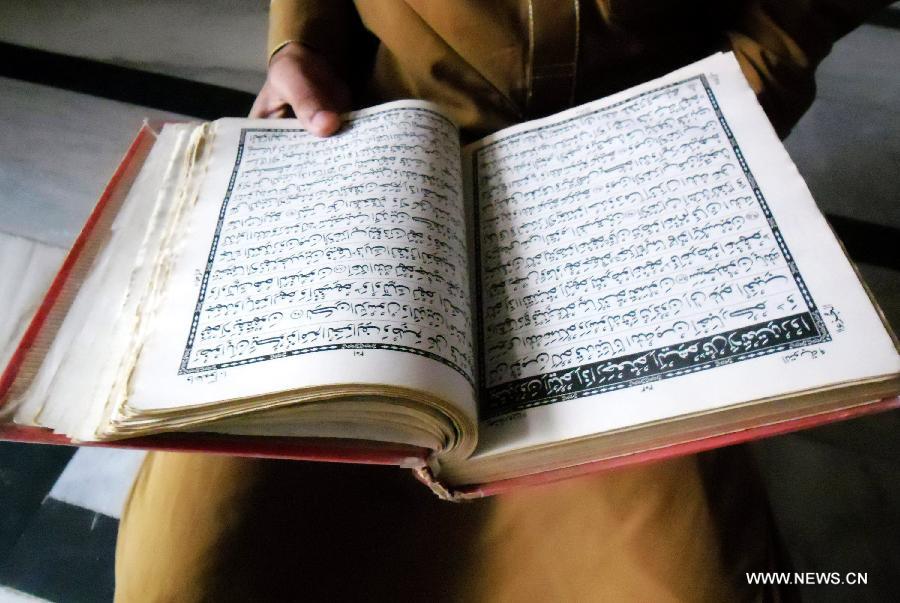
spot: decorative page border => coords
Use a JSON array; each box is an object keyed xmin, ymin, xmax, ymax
[
  {"xmin": 178, "ymin": 108, "xmax": 475, "ymax": 388},
  {"xmin": 474, "ymin": 75, "xmax": 830, "ymax": 418}
]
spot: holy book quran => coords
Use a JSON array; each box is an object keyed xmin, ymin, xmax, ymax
[{"xmin": 2, "ymin": 53, "xmax": 899, "ymax": 497}]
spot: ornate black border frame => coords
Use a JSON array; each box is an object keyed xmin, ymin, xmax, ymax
[
  {"xmin": 473, "ymin": 75, "xmax": 830, "ymax": 419},
  {"xmin": 178, "ymin": 108, "xmax": 475, "ymax": 388}
]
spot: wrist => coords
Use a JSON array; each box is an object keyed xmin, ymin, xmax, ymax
[{"xmin": 268, "ymin": 40, "xmax": 309, "ymax": 67}]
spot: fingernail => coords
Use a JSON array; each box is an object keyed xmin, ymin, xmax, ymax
[{"xmin": 310, "ymin": 111, "xmax": 338, "ymax": 136}]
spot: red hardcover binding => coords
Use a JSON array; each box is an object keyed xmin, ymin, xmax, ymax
[
  {"xmin": 1, "ymin": 124, "xmax": 897, "ymax": 494},
  {"xmin": 448, "ymin": 396, "xmax": 900, "ymax": 498},
  {"xmin": 0, "ymin": 423, "xmax": 428, "ymax": 466},
  {"xmin": 0, "ymin": 124, "xmax": 429, "ymax": 468}
]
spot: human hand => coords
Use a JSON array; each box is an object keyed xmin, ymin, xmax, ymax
[{"xmin": 250, "ymin": 42, "xmax": 350, "ymax": 137}]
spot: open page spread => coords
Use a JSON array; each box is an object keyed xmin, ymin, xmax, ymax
[{"xmin": 461, "ymin": 52, "xmax": 900, "ymax": 466}]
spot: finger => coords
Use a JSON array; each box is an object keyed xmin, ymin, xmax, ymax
[
  {"xmin": 283, "ymin": 85, "xmax": 343, "ymax": 137},
  {"xmin": 290, "ymin": 101, "xmax": 342, "ymax": 137},
  {"xmin": 250, "ymin": 87, "xmax": 296, "ymax": 119},
  {"xmin": 266, "ymin": 105, "xmax": 290, "ymax": 119},
  {"xmin": 308, "ymin": 110, "xmax": 343, "ymax": 137},
  {"xmin": 249, "ymin": 90, "xmax": 270, "ymax": 118}
]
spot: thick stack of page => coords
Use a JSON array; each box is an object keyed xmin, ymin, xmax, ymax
[
  {"xmin": 3, "ymin": 53, "xmax": 898, "ymax": 493},
  {"xmin": 7, "ymin": 115, "xmax": 478, "ymax": 463}
]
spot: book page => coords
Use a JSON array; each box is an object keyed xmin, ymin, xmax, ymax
[
  {"xmin": 465, "ymin": 53, "xmax": 899, "ymax": 457},
  {"xmin": 125, "ymin": 102, "xmax": 476, "ymax": 421}
]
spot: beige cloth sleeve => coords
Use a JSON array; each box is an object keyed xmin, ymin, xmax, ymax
[{"xmin": 267, "ymin": 0, "xmax": 355, "ymax": 64}]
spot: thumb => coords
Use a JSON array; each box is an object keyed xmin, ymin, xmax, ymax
[
  {"xmin": 293, "ymin": 102, "xmax": 342, "ymax": 137},
  {"xmin": 275, "ymin": 63, "xmax": 348, "ymax": 137}
]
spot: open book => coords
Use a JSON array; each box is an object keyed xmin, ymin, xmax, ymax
[{"xmin": 2, "ymin": 53, "xmax": 898, "ymax": 497}]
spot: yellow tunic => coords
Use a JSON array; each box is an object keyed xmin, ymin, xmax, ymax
[{"xmin": 268, "ymin": 0, "xmax": 889, "ymax": 136}]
